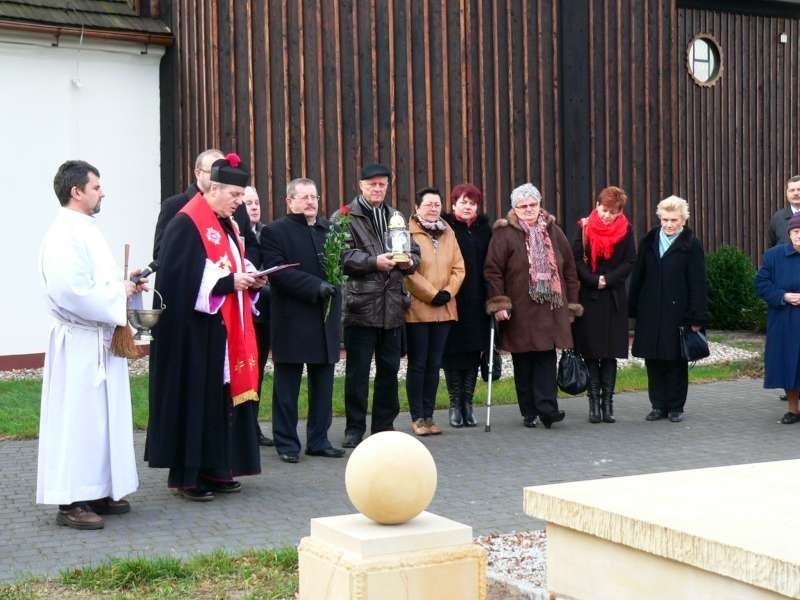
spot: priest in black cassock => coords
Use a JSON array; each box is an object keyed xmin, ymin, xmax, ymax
[{"xmin": 145, "ymin": 153, "xmax": 267, "ymax": 501}]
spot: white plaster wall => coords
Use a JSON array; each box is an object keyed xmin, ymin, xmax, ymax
[{"xmin": 0, "ymin": 31, "xmax": 163, "ymax": 357}]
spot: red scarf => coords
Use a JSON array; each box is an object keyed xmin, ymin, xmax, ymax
[
  {"xmin": 181, "ymin": 193, "xmax": 259, "ymax": 406},
  {"xmin": 581, "ymin": 209, "xmax": 629, "ymax": 272}
]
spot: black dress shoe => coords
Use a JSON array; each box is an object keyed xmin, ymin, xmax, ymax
[
  {"xmin": 200, "ymin": 479, "xmax": 242, "ymax": 493},
  {"xmin": 306, "ymin": 447, "xmax": 346, "ymax": 458},
  {"xmin": 258, "ymin": 434, "xmax": 275, "ymax": 447},
  {"xmin": 523, "ymin": 416, "xmax": 537, "ymax": 428},
  {"xmin": 779, "ymin": 411, "xmax": 800, "ymax": 424},
  {"xmin": 540, "ymin": 410, "xmax": 565, "ymax": 429},
  {"xmin": 668, "ymin": 411, "xmax": 684, "ymax": 423},
  {"xmin": 279, "ymin": 453, "xmax": 300, "ymax": 463},
  {"xmin": 342, "ymin": 434, "xmax": 363, "ymax": 448},
  {"xmin": 179, "ymin": 488, "xmax": 215, "ymax": 502},
  {"xmin": 645, "ymin": 409, "xmax": 666, "ymax": 421}
]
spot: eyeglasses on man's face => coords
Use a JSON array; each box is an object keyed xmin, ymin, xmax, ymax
[{"xmin": 292, "ymin": 194, "xmax": 321, "ymax": 202}]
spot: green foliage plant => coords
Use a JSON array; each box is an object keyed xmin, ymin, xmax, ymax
[{"xmin": 706, "ymin": 245, "xmax": 766, "ymax": 331}]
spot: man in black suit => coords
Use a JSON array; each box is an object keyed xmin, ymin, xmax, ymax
[
  {"xmin": 152, "ymin": 149, "xmax": 259, "ymax": 264},
  {"xmin": 768, "ymin": 175, "xmax": 800, "ymax": 247},
  {"xmin": 260, "ymin": 177, "xmax": 345, "ymax": 463}
]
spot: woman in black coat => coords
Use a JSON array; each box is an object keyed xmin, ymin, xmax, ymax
[
  {"xmin": 442, "ymin": 183, "xmax": 492, "ymax": 427},
  {"xmin": 572, "ymin": 186, "xmax": 636, "ymax": 424},
  {"xmin": 629, "ymin": 195, "xmax": 709, "ymax": 422}
]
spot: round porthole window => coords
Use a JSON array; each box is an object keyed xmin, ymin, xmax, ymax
[{"xmin": 687, "ymin": 34, "xmax": 722, "ymax": 86}]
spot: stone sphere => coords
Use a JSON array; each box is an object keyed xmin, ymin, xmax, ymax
[{"xmin": 345, "ymin": 431, "xmax": 437, "ymax": 525}]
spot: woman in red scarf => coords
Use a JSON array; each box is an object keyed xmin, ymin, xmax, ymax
[{"xmin": 572, "ymin": 186, "xmax": 636, "ymax": 424}]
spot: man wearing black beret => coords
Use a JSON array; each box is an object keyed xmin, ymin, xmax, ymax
[
  {"xmin": 146, "ymin": 153, "xmax": 267, "ymax": 501},
  {"xmin": 332, "ymin": 163, "xmax": 421, "ymax": 448}
]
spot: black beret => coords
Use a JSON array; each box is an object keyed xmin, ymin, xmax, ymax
[
  {"xmin": 211, "ymin": 153, "xmax": 249, "ymax": 187},
  {"xmin": 360, "ymin": 163, "xmax": 392, "ymax": 180}
]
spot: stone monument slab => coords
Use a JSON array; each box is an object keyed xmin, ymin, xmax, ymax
[{"xmin": 524, "ymin": 460, "xmax": 800, "ymax": 599}]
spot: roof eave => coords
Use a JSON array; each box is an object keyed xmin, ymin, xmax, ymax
[{"xmin": 0, "ymin": 18, "xmax": 173, "ymax": 47}]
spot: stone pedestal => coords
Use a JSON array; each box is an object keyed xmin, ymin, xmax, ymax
[
  {"xmin": 524, "ymin": 460, "xmax": 800, "ymax": 599},
  {"xmin": 298, "ymin": 511, "xmax": 487, "ymax": 600}
]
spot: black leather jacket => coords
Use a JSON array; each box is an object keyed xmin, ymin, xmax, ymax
[{"xmin": 332, "ymin": 197, "xmax": 420, "ymax": 329}]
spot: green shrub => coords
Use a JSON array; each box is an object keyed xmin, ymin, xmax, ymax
[{"xmin": 706, "ymin": 245, "xmax": 766, "ymax": 331}]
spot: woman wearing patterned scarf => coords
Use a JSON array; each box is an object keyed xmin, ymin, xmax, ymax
[
  {"xmin": 484, "ymin": 183, "xmax": 583, "ymax": 429},
  {"xmin": 404, "ymin": 187, "xmax": 465, "ymax": 436},
  {"xmin": 572, "ymin": 187, "xmax": 636, "ymax": 424}
]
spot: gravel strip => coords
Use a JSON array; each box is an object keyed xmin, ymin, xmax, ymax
[
  {"xmin": 476, "ymin": 530, "xmax": 548, "ymax": 599},
  {"xmin": 0, "ymin": 341, "xmax": 759, "ymax": 381}
]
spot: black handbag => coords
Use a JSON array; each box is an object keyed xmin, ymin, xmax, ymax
[
  {"xmin": 557, "ymin": 349, "xmax": 589, "ymax": 395},
  {"xmin": 480, "ymin": 345, "xmax": 502, "ymax": 382},
  {"xmin": 679, "ymin": 326, "xmax": 710, "ymax": 362}
]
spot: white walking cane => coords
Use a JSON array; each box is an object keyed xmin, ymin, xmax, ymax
[{"xmin": 485, "ymin": 319, "xmax": 496, "ymax": 432}]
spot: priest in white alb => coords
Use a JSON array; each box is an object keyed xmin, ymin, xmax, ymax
[{"xmin": 37, "ymin": 160, "xmax": 147, "ymax": 530}]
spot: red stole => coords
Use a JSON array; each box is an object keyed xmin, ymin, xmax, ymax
[{"xmin": 181, "ymin": 193, "xmax": 259, "ymax": 406}]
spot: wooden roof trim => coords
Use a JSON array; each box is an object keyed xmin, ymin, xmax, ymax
[{"xmin": 0, "ymin": 18, "xmax": 173, "ymax": 46}]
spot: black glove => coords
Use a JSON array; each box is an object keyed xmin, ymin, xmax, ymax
[
  {"xmin": 430, "ymin": 290, "xmax": 451, "ymax": 306},
  {"xmin": 319, "ymin": 281, "xmax": 336, "ymax": 300}
]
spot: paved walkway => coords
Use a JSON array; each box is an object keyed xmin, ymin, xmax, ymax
[{"xmin": 1, "ymin": 378, "xmax": 797, "ymax": 583}]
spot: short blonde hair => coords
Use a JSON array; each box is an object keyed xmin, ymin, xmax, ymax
[{"xmin": 656, "ymin": 195, "xmax": 690, "ymax": 220}]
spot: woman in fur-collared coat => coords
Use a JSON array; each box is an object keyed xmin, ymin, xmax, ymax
[{"xmin": 484, "ymin": 183, "xmax": 582, "ymax": 429}]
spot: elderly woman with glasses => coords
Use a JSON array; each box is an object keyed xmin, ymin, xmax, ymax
[
  {"xmin": 629, "ymin": 195, "xmax": 709, "ymax": 423},
  {"xmin": 484, "ymin": 183, "xmax": 582, "ymax": 429}
]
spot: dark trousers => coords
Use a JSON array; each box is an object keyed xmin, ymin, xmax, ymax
[
  {"xmin": 406, "ymin": 322, "xmax": 451, "ymax": 420},
  {"xmin": 344, "ymin": 325, "xmax": 402, "ymax": 436},
  {"xmin": 645, "ymin": 358, "xmax": 689, "ymax": 412},
  {"xmin": 511, "ymin": 350, "xmax": 559, "ymax": 418},
  {"xmin": 253, "ymin": 319, "xmax": 271, "ymax": 436},
  {"xmin": 167, "ymin": 385, "xmax": 261, "ymax": 489},
  {"xmin": 272, "ymin": 362, "xmax": 335, "ymax": 455}
]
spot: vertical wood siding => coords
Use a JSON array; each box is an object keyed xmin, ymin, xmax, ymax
[
  {"xmin": 162, "ymin": 0, "xmax": 565, "ymax": 221},
  {"xmin": 677, "ymin": 7, "xmax": 800, "ymax": 259},
  {"xmin": 586, "ymin": 0, "xmax": 677, "ymax": 239},
  {"xmin": 159, "ymin": 0, "xmax": 797, "ymax": 260}
]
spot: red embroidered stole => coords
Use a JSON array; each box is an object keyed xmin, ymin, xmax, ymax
[{"xmin": 181, "ymin": 193, "xmax": 259, "ymax": 405}]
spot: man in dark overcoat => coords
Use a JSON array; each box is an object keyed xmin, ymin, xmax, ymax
[
  {"xmin": 260, "ymin": 177, "xmax": 345, "ymax": 463},
  {"xmin": 768, "ymin": 175, "xmax": 800, "ymax": 248},
  {"xmin": 152, "ymin": 148, "xmax": 259, "ymax": 264}
]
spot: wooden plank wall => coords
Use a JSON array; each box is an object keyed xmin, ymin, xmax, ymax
[
  {"xmin": 161, "ymin": 0, "xmax": 564, "ymax": 221},
  {"xmin": 677, "ymin": 6, "xmax": 800, "ymax": 259},
  {"xmin": 586, "ymin": 0, "xmax": 678, "ymax": 240}
]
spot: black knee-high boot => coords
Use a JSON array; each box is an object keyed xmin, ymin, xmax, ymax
[
  {"xmin": 586, "ymin": 360, "xmax": 602, "ymax": 423},
  {"xmin": 444, "ymin": 369, "xmax": 464, "ymax": 427},
  {"xmin": 599, "ymin": 358, "xmax": 617, "ymax": 423},
  {"xmin": 461, "ymin": 368, "xmax": 478, "ymax": 427}
]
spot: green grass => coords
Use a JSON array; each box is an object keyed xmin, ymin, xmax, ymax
[
  {"xmin": 0, "ymin": 357, "xmax": 763, "ymax": 440},
  {"xmin": 0, "ymin": 548, "xmax": 298, "ymax": 599}
]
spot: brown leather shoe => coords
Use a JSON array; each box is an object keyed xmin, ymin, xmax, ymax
[
  {"xmin": 88, "ymin": 497, "xmax": 131, "ymax": 515},
  {"xmin": 411, "ymin": 418, "xmax": 430, "ymax": 436},
  {"xmin": 56, "ymin": 504, "xmax": 104, "ymax": 530},
  {"xmin": 424, "ymin": 418, "xmax": 442, "ymax": 435}
]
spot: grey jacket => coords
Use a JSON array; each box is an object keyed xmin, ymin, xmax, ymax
[{"xmin": 333, "ymin": 197, "xmax": 421, "ymax": 329}]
